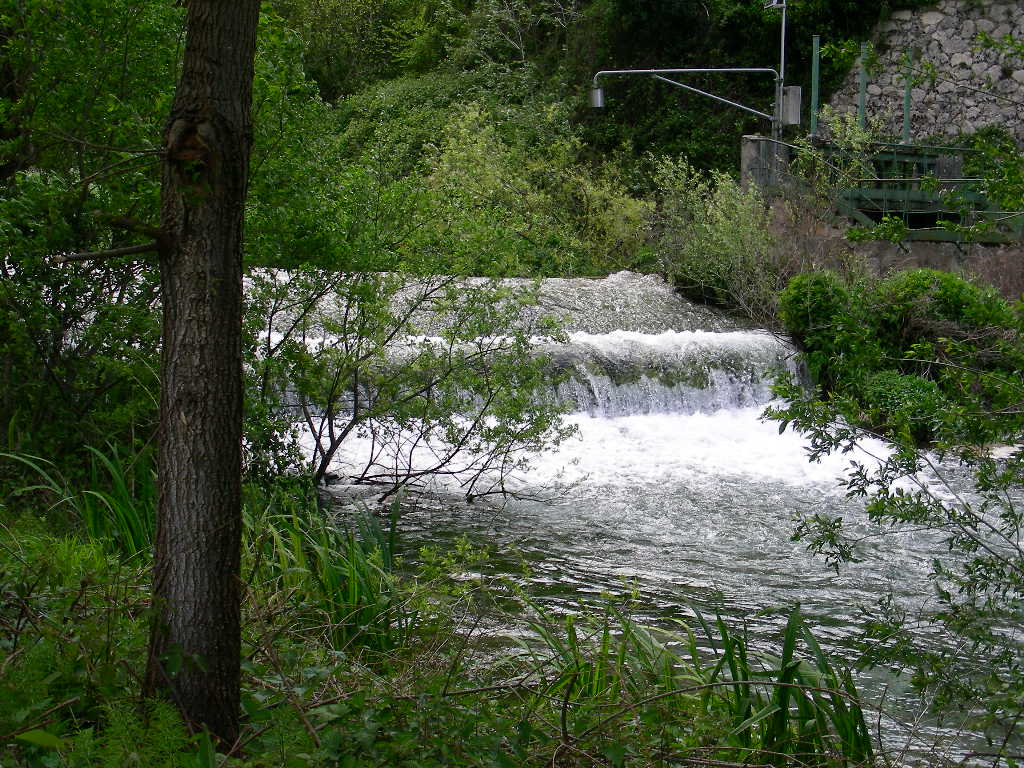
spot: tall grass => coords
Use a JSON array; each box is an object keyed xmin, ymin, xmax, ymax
[
  {"xmin": 1, "ymin": 445, "xmax": 155, "ymax": 560},
  {"xmin": 526, "ymin": 602, "xmax": 875, "ymax": 766},
  {"xmin": 243, "ymin": 489, "xmax": 414, "ymax": 654},
  {"xmin": 4, "ymin": 446, "xmax": 416, "ymax": 655},
  {"xmin": 689, "ymin": 604, "xmax": 873, "ymax": 766}
]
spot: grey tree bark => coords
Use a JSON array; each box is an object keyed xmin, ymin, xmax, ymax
[{"xmin": 143, "ymin": 1, "xmax": 260, "ymax": 746}]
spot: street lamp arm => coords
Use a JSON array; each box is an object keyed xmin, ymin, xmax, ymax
[
  {"xmin": 591, "ymin": 67, "xmax": 779, "ymax": 87},
  {"xmin": 650, "ymin": 75, "xmax": 773, "ymax": 121}
]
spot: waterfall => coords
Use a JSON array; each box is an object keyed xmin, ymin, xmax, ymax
[
  {"xmin": 543, "ymin": 329, "xmax": 795, "ymax": 416},
  {"xmin": 315, "ymin": 270, "xmax": 979, "ymax": 761},
  {"xmin": 523, "ymin": 271, "xmax": 797, "ymax": 416}
]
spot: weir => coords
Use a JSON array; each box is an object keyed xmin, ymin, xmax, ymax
[
  {"xmin": 320, "ymin": 270, "xmax": 971, "ymax": 760},
  {"xmin": 514, "ymin": 270, "xmax": 800, "ymax": 416},
  {"xmin": 543, "ymin": 329, "xmax": 795, "ymax": 416},
  {"xmin": 325, "ymin": 271, "xmax": 941, "ymax": 647}
]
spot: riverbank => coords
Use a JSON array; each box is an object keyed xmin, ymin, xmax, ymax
[{"xmin": 1, "ymin": 489, "xmax": 878, "ymax": 767}]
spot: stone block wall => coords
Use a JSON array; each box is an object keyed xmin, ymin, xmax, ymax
[{"xmin": 826, "ymin": 0, "xmax": 1024, "ymax": 143}]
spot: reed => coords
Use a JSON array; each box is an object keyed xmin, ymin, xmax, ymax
[
  {"xmin": 79, "ymin": 445, "xmax": 156, "ymax": 560},
  {"xmin": 526, "ymin": 601, "xmax": 875, "ymax": 766},
  {"xmin": 2, "ymin": 446, "xmax": 155, "ymax": 560},
  {"xmin": 243, "ymin": 490, "xmax": 413, "ymax": 654},
  {"xmin": 692, "ymin": 604, "xmax": 873, "ymax": 766}
]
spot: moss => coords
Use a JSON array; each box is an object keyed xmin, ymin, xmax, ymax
[{"xmin": 655, "ymin": 363, "xmax": 712, "ymax": 390}]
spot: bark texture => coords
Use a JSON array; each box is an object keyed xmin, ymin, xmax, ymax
[{"xmin": 144, "ymin": 1, "xmax": 260, "ymax": 745}]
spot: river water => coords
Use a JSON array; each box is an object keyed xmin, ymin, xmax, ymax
[{"xmin": 311, "ymin": 272, "xmax": 1000, "ymax": 763}]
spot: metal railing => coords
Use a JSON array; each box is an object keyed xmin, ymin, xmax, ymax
[{"xmin": 741, "ymin": 137, "xmax": 1024, "ymax": 243}]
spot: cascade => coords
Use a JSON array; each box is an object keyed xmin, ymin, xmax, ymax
[
  {"xmin": 316, "ymin": 270, "xmax": 986, "ymax": 761},
  {"xmin": 522, "ymin": 271, "xmax": 798, "ymax": 416},
  {"xmin": 543, "ymin": 329, "xmax": 794, "ymax": 416}
]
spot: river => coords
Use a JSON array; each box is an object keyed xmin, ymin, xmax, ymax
[{"xmin": 306, "ymin": 271, "xmax": 1005, "ymax": 764}]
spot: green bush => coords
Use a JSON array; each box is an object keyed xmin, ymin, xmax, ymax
[
  {"xmin": 779, "ymin": 268, "xmax": 1023, "ymax": 443},
  {"xmin": 778, "ymin": 271, "xmax": 850, "ymax": 340},
  {"xmin": 653, "ymin": 157, "xmax": 801, "ymax": 327},
  {"xmin": 858, "ymin": 370, "xmax": 946, "ymax": 444},
  {"xmin": 873, "ymin": 269, "xmax": 1016, "ymax": 355},
  {"xmin": 779, "ymin": 271, "xmax": 882, "ymax": 390}
]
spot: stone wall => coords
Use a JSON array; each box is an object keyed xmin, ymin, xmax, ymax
[{"xmin": 826, "ymin": 1, "xmax": 1024, "ymax": 143}]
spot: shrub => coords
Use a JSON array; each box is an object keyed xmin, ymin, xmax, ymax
[
  {"xmin": 652, "ymin": 156, "xmax": 789, "ymax": 327},
  {"xmin": 779, "ymin": 271, "xmax": 882, "ymax": 390},
  {"xmin": 858, "ymin": 369, "xmax": 946, "ymax": 444},
  {"xmin": 779, "ymin": 267, "xmax": 1023, "ymax": 444},
  {"xmin": 873, "ymin": 269, "xmax": 1016, "ymax": 356},
  {"xmin": 778, "ymin": 271, "xmax": 850, "ymax": 341}
]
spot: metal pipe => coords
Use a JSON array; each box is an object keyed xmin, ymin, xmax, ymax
[
  {"xmin": 779, "ymin": 1, "xmax": 787, "ymax": 88},
  {"xmin": 592, "ymin": 67, "xmax": 779, "ymax": 86},
  {"xmin": 858, "ymin": 42, "xmax": 868, "ymax": 129},
  {"xmin": 810, "ymin": 35, "xmax": 820, "ymax": 137},
  {"xmin": 649, "ymin": 75, "xmax": 774, "ymax": 120},
  {"xmin": 902, "ymin": 49, "xmax": 913, "ymax": 143}
]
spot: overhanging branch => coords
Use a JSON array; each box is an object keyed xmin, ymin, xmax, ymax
[{"xmin": 53, "ymin": 241, "xmax": 160, "ymax": 263}]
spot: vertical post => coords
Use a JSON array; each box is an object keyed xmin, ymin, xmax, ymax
[
  {"xmin": 779, "ymin": 1, "xmax": 787, "ymax": 88},
  {"xmin": 902, "ymin": 48, "xmax": 913, "ymax": 144},
  {"xmin": 857, "ymin": 41, "xmax": 868, "ymax": 129},
  {"xmin": 810, "ymin": 35, "xmax": 820, "ymax": 138},
  {"xmin": 770, "ymin": 0, "xmax": 787, "ymax": 185}
]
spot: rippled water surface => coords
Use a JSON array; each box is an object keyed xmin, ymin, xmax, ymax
[
  {"xmin": 312, "ymin": 272, "xmax": 1010, "ymax": 762},
  {"xmin": 329, "ymin": 409, "xmax": 944, "ymax": 640}
]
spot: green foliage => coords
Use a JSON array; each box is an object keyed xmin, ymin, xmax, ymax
[
  {"xmin": 858, "ymin": 370, "xmax": 945, "ymax": 443},
  {"xmin": 873, "ymin": 267, "xmax": 1016, "ymax": 343},
  {"xmin": 778, "ymin": 268, "xmax": 1022, "ymax": 443},
  {"xmin": 779, "ymin": 271, "xmax": 878, "ymax": 391},
  {"xmin": 246, "ymin": 270, "xmax": 574, "ymax": 494},
  {"xmin": 66, "ymin": 702, "xmax": 193, "ymax": 768},
  {"xmin": 243, "ymin": 486, "xmax": 414, "ymax": 654},
  {"xmin": 0, "ymin": 526, "xmax": 155, "ymax": 766},
  {"xmin": 2, "ymin": 447, "xmax": 155, "ymax": 559},
  {"xmin": 771, "ymin": 264, "xmax": 1024, "ymax": 752},
  {"xmin": 1, "ymin": 504, "xmax": 881, "ymax": 767},
  {"xmin": 0, "ymin": 2, "xmax": 338, "ymax": 484},
  {"xmin": 518, "ymin": 602, "xmax": 873, "ymax": 767},
  {"xmin": 961, "ymin": 126, "xmax": 1024, "ymax": 214},
  {"xmin": 652, "ymin": 156, "xmax": 803, "ymax": 327},
  {"xmin": 0, "ymin": 179, "xmax": 162, "ymax": 463},
  {"xmin": 846, "ymin": 213, "xmax": 909, "ymax": 244},
  {"xmin": 778, "ymin": 271, "xmax": 850, "ymax": 342}
]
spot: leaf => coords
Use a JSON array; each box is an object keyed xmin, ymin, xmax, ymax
[
  {"xmin": 193, "ymin": 730, "xmax": 216, "ymax": 768},
  {"xmin": 603, "ymin": 742, "xmax": 627, "ymax": 766},
  {"xmin": 14, "ymin": 729, "xmax": 66, "ymax": 750},
  {"xmin": 729, "ymin": 702, "xmax": 780, "ymax": 737}
]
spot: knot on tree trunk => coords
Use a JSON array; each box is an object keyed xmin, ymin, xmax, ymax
[{"xmin": 166, "ymin": 118, "xmax": 216, "ymax": 182}]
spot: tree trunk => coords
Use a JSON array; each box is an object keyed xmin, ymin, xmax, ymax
[{"xmin": 144, "ymin": 1, "xmax": 260, "ymax": 746}]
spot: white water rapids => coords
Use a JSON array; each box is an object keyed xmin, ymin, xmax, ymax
[{"xmin": 299, "ymin": 271, "xmax": 991, "ymax": 762}]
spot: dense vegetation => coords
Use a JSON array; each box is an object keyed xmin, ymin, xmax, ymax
[{"xmin": 2, "ymin": 0, "xmax": 1023, "ymax": 764}]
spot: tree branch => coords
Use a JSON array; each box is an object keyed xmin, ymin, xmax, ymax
[
  {"xmin": 37, "ymin": 128, "xmax": 163, "ymax": 155},
  {"xmin": 94, "ymin": 213, "xmax": 163, "ymax": 239},
  {"xmin": 54, "ymin": 241, "xmax": 160, "ymax": 263}
]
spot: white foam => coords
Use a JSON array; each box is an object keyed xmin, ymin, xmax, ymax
[
  {"xmin": 311, "ymin": 406, "xmax": 910, "ymax": 496},
  {"xmin": 565, "ymin": 328, "xmax": 786, "ymax": 351},
  {"xmin": 508, "ymin": 408, "xmax": 894, "ymax": 490}
]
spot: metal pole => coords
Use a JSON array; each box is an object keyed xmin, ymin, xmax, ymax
[
  {"xmin": 810, "ymin": 35, "xmax": 820, "ymax": 138},
  {"xmin": 771, "ymin": 1, "xmax": 787, "ymax": 182},
  {"xmin": 902, "ymin": 48, "xmax": 913, "ymax": 144},
  {"xmin": 779, "ymin": 1, "xmax": 787, "ymax": 87},
  {"xmin": 593, "ymin": 67, "xmax": 779, "ymax": 82},
  {"xmin": 651, "ymin": 75, "xmax": 773, "ymax": 120},
  {"xmin": 858, "ymin": 42, "xmax": 868, "ymax": 129}
]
